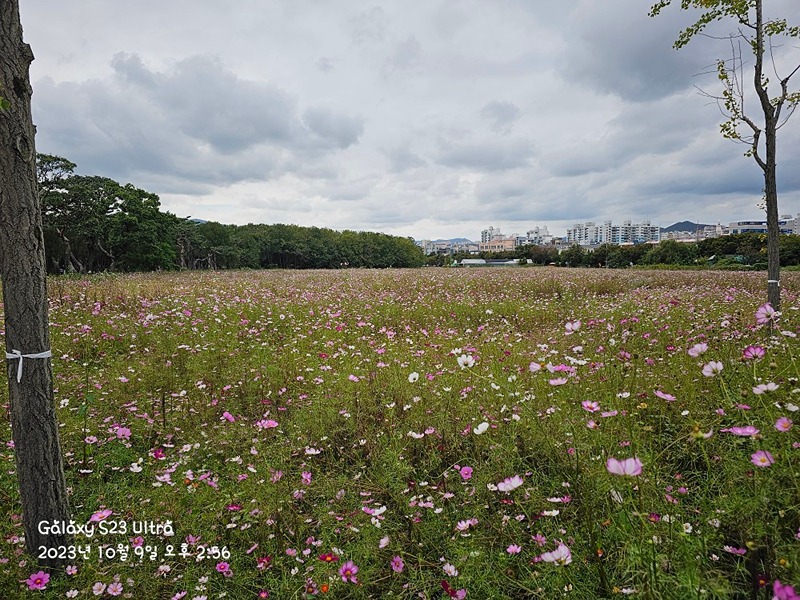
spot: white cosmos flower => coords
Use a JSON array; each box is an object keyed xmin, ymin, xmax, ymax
[
  {"xmin": 457, "ymin": 354, "xmax": 475, "ymax": 369},
  {"xmin": 473, "ymin": 421, "xmax": 489, "ymax": 435}
]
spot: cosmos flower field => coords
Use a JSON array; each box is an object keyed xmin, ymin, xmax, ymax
[{"xmin": 1, "ymin": 267, "xmax": 799, "ymax": 599}]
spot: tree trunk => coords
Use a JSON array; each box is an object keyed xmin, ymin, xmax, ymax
[
  {"xmin": 753, "ymin": 0, "xmax": 781, "ymax": 311},
  {"xmin": 0, "ymin": 0, "xmax": 71, "ymax": 568},
  {"xmin": 764, "ymin": 122, "xmax": 781, "ymax": 311}
]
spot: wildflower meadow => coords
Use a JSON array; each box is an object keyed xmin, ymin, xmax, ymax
[{"xmin": 1, "ymin": 267, "xmax": 799, "ymax": 599}]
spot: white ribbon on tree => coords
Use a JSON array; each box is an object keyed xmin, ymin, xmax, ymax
[{"xmin": 5, "ymin": 349, "xmax": 52, "ymax": 383}]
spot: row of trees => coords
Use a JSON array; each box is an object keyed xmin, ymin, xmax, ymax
[
  {"xmin": 439, "ymin": 234, "xmax": 800, "ymax": 269},
  {"xmin": 37, "ymin": 154, "xmax": 425, "ymax": 274}
]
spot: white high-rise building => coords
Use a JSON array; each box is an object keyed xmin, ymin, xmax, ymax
[
  {"xmin": 481, "ymin": 226, "xmax": 503, "ymax": 243},
  {"xmin": 566, "ymin": 220, "xmax": 660, "ymax": 246}
]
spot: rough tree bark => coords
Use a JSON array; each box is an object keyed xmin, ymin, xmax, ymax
[{"xmin": 1, "ymin": 0, "xmax": 71, "ymax": 568}]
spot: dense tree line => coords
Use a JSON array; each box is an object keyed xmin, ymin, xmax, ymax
[{"xmin": 37, "ymin": 154, "xmax": 425, "ymax": 274}]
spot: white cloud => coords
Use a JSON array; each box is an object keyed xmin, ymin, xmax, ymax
[{"xmin": 21, "ymin": 0, "xmax": 800, "ymax": 240}]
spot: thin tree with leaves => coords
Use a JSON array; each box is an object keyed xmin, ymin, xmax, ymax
[{"xmin": 650, "ymin": 0, "xmax": 800, "ymax": 311}]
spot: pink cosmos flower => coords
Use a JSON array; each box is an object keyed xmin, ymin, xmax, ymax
[
  {"xmin": 753, "ymin": 382, "xmax": 779, "ymax": 395},
  {"xmin": 539, "ymin": 543, "xmax": 572, "ymax": 565},
  {"xmin": 459, "ymin": 466, "xmax": 473, "ymax": 480},
  {"xmin": 582, "ymin": 400, "xmax": 600, "ymax": 412},
  {"xmin": 390, "ymin": 555, "xmax": 405, "ymax": 573},
  {"xmin": 301, "ymin": 471, "xmax": 312, "ymax": 485},
  {"xmin": 606, "ymin": 457, "xmax": 643, "ymax": 476},
  {"xmin": 497, "ymin": 475, "xmax": 524, "ymax": 492},
  {"xmin": 25, "ymin": 571, "xmax": 50, "ymax": 590},
  {"xmin": 107, "ymin": 582, "xmax": 123, "ymax": 596},
  {"xmin": 92, "ymin": 582, "xmax": 107, "ymax": 595},
  {"xmin": 221, "ymin": 411, "xmax": 235, "ymax": 422},
  {"xmin": 90, "ymin": 508, "xmax": 112, "ymax": 522},
  {"xmin": 339, "ymin": 560, "xmax": 359, "ymax": 583},
  {"xmin": 215, "ymin": 561, "xmax": 230, "ymax": 573},
  {"xmin": 751, "ymin": 450, "xmax": 774, "ymax": 467},
  {"xmin": 721, "ymin": 426, "xmax": 759, "ymax": 437},
  {"xmin": 115, "ymin": 427, "xmax": 131, "ymax": 440},
  {"xmin": 507, "ymin": 544, "xmax": 522, "ymax": 554},
  {"xmin": 456, "ymin": 518, "xmax": 478, "ymax": 531},
  {"xmin": 755, "ymin": 303, "xmax": 779, "ymax": 325},
  {"xmin": 775, "ymin": 417, "xmax": 793, "ymax": 432},
  {"xmin": 529, "ymin": 362, "xmax": 542, "ymax": 373},
  {"xmin": 654, "ymin": 390, "xmax": 676, "ymax": 402},
  {"xmin": 549, "ymin": 377, "xmax": 568, "ymax": 386},
  {"xmin": 701, "ymin": 361, "xmax": 723, "ymax": 377},
  {"xmin": 565, "ymin": 320, "xmax": 581, "ymax": 334},
  {"xmin": 687, "ymin": 343, "xmax": 708, "ymax": 357}
]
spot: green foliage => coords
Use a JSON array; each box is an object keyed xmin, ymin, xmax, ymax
[
  {"xmin": 35, "ymin": 153, "xmax": 425, "ymax": 273},
  {"xmin": 561, "ymin": 244, "xmax": 587, "ymax": 267},
  {"xmin": 641, "ymin": 240, "xmax": 699, "ymax": 266}
]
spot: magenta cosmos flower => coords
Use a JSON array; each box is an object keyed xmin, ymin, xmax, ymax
[
  {"xmin": 25, "ymin": 571, "xmax": 50, "ymax": 590},
  {"xmin": 774, "ymin": 580, "xmax": 800, "ymax": 600},
  {"xmin": 751, "ymin": 450, "xmax": 775, "ymax": 467},
  {"xmin": 390, "ymin": 555, "xmax": 404, "ymax": 573},
  {"xmin": 606, "ymin": 457, "xmax": 643, "ymax": 476},
  {"xmin": 775, "ymin": 417, "xmax": 793, "ymax": 432},
  {"xmin": 742, "ymin": 345, "xmax": 765, "ymax": 360},
  {"xmin": 339, "ymin": 560, "xmax": 359, "ymax": 583}
]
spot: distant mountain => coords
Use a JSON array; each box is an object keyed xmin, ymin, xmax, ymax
[
  {"xmin": 661, "ymin": 221, "xmax": 710, "ymax": 233},
  {"xmin": 433, "ymin": 238, "xmax": 475, "ymax": 244}
]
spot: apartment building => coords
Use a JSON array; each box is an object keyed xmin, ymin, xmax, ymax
[{"xmin": 566, "ymin": 220, "xmax": 660, "ymax": 246}]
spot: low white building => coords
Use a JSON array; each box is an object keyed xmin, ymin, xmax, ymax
[{"xmin": 728, "ymin": 215, "xmax": 797, "ymax": 235}]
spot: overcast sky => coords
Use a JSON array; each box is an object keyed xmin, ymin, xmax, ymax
[{"xmin": 19, "ymin": 0, "xmax": 800, "ymax": 241}]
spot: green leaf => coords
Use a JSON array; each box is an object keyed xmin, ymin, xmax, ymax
[{"xmin": 0, "ymin": 96, "xmax": 10, "ymax": 111}]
